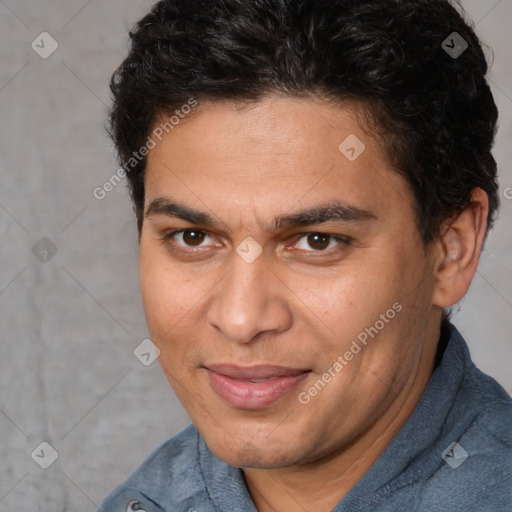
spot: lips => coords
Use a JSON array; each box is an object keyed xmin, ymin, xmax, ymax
[{"xmin": 205, "ymin": 364, "xmax": 311, "ymax": 409}]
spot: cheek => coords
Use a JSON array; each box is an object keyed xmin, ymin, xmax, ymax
[
  {"xmin": 139, "ymin": 242, "xmax": 220, "ymax": 357},
  {"xmin": 139, "ymin": 244, "xmax": 187, "ymax": 336},
  {"xmin": 297, "ymin": 280, "xmax": 367, "ymax": 344},
  {"xmin": 293, "ymin": 263, "xmax": 399, "ymax": 340},
  {"xmin": 139, "ymin": 252, "xmax": 200, "ymax": 382}
]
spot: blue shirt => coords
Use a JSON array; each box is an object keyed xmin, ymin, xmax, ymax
[{"xmin": 97, "ymin": 324, "xmax": 512, "ymax": 511}]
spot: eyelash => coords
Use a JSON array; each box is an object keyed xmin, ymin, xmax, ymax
[{"xmin": 159, "ymin": 229, "xmax": 352, "ymax": 256}]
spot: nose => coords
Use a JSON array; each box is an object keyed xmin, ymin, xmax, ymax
[{"xmin": 206, "ymin": 252, "xmax": 293, "ymax": 344}]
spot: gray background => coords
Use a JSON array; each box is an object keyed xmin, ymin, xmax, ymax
[{"xmin": 0, "ymin": 0, "xmax": 510, "ymax": 510}]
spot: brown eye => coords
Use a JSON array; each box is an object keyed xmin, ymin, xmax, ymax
[
  {"xmin": 307, "ymin": 233, "xmax": 331, "ymax": 250},
  {"xmin": 182, "ymin": 230, "xmax": 206, "ymax": 246},
  {"xmin": 291, "ymin": 233, "xmax": 351, "ymax": 254}
]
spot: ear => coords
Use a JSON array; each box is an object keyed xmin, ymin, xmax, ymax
[{"xmin": 431, "ymin": 188, "xmax": 489, "ymax": 308}]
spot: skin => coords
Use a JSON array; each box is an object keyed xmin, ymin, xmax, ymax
[{"xmin": 139, "ymin": 95, "xmax": 488, "ymax": 512}]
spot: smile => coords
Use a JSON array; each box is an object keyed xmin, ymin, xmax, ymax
[{"xmin": 204, "ymin": 364, "xmax": 311, "ymax": 409}]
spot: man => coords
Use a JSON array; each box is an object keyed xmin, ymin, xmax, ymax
[{"xmin": 98, "ymin": 0, "xmax": 511, "ymax": 510}]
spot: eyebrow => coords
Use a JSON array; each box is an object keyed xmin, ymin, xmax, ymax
[{"xmin": 145, "ymin": 197, "xmax": 377, "ymax": 231}]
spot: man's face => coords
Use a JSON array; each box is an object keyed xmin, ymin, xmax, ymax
[{"xmin": 140, "ymin": 95, "xmax": 439, "ymax": 469}]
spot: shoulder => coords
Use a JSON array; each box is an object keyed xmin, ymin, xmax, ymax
[
  {"xmin": 96, "ymin": 424, "xmax": 217, "ymax": 512},
  {"xmin": 418, "ymin": 355, "xmax": 512, "ymax": 511},
  {"xmin": 420, "ymin": 408, "xmax": 512, "ymax": 512}
]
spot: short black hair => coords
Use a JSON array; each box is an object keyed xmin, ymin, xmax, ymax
[{"xmin": 109, "ymin": 0, "xmax": 499, "ymax": 244}]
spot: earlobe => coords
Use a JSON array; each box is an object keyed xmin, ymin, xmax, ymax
[{"xmin": 432, "ymin": 188, "xmax": 489, "ymax": 308}]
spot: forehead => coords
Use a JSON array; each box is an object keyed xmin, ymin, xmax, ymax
[
  {"xmin": 144, "ymin": 95, "xmax": 415, "ymax": 229},
  {"xmin": 150, "ymin": 95, "xmax": 370, "ymax": 172}
]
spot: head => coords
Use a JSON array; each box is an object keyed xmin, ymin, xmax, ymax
[{"xmin": 109, "ymin": 0, "xmax": 499, "ymax": 469}]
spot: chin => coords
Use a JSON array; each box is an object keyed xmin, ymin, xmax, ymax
[{"xmin": 205, "ymin": 433, "xmax": 301, "ymax": 469}]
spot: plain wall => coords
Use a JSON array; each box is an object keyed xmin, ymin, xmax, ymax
[{"xmin": 0, "ymin": 0, "xmax": 510, "ymax": 510}]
